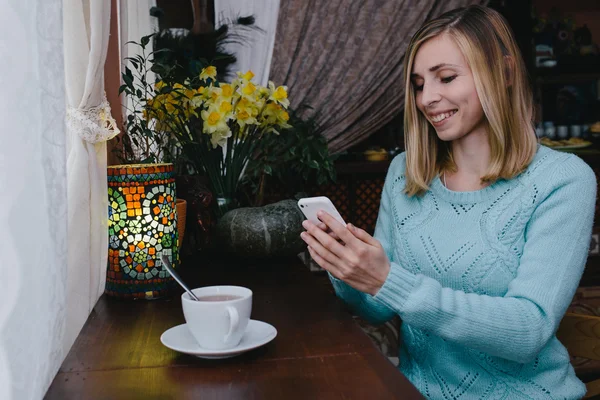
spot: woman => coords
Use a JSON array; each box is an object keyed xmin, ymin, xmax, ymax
[{"xmin": 300, "ymin": 5, "xmax": 596, "ymax": 399}]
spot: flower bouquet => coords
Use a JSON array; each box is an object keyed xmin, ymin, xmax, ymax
[{"xmin": 140, "ymin": 66, "xmax": 291, "ymax": 216}]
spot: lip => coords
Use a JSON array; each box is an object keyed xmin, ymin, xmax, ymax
[{"xmin": 428, "ymin": 109, "xmax": 457, "ymax": 127}]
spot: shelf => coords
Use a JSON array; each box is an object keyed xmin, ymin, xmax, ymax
[
  {"xmin": 536, "ymin": 71, "xmax": 600, "ymax": 84},
  {"xmin": 533, "ymin": 0, "xmax": 600, "ymax": 13}
]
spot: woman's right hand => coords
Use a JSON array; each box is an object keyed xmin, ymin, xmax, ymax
[{"xmin": 316, "ymin": 221, "xmax": 341, "ymax": 242}]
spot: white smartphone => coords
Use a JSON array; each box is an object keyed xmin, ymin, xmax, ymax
[{"xmin": 297, "ymin": 196, "xmax": 346, "ymax": 227}]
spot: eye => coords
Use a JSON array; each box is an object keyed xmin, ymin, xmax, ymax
[
  {"xmin": 413, "ymin": 83, "xmax": 424, "ymax": 92},
  {"xmin": 441, "ymin": 75, "xmax": 457, "ymax": 84}
]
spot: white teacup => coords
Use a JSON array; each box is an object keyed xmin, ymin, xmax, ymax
[{"xmin": 182, "ymin": 286, "xmax": 252, "ymax": 350}]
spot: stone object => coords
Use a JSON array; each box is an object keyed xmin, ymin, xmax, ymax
[{"xmin": 216, "ymin": 199, "xmax": 306, "ymax": 258}]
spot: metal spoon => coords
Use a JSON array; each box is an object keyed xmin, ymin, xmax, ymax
[{"xmin": 161, "ymin": 254, "xmax": 199, "ymax": 301}]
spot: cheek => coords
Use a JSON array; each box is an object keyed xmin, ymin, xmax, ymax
[
  {"xmin": 415, "ymin": 93, "xmax": 424, "ymax": 112},
  {"xmin": 468, "ymin": 90, "xmax": 485, "ymax": 119},
  {"xmin": 452, "ymin": 82, "xmax": 483, "ymax": 118}
]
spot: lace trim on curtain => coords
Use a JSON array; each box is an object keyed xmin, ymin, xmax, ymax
[{"xmin": 66, "ymin": 94, "xmax": 120, "ymax": 143}]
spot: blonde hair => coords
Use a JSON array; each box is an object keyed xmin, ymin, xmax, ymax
[{"xmin": 403, "ymin": 5, "xmax": 538, "ymax": 196}]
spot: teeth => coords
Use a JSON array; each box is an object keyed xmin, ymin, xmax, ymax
[{"xmin": 431, "ymin": 110, "xmax": 457, "ymax": 122}]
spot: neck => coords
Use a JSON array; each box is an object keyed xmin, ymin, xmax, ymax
[
  {"xmin": 450, "ymin": 125, "xmax": 490, "ymax": 176},
  {"xmin": 444, "ymin": 124, "xmax": 491, "ymax": 191}
]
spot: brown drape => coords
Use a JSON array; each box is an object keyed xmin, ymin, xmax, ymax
[
  {"xmin": 269, "ymin": 0, "xmax": 488, "ymax": 154},
  {"xmin": 105, "ymin": 0, "xmax": 123, "ymax": 166}
]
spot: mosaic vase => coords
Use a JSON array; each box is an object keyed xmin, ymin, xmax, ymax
[{"xmin": 106, "ymin": 163, "xmax": 178, "ymax": 299}]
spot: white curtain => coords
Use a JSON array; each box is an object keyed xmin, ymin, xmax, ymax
[
  {"xmin": 63, "ymin": 0, "xmax": 119, "ymax": 354},
  {"xmin": 0, "ymin": 1, "xmax": 67, "ymax": 399},
  {"xmin": 214, "ymin": 0, "xmax": 280, "ymax": 86}
]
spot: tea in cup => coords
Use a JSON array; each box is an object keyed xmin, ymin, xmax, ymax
[{"xmin": 182, "ymin": 285, "xmax": 252, "ymax": 350}]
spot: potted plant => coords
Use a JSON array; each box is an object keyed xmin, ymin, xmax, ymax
[
  {"xmin": 120, "ymin": 33, "xmax": 337, "ymax": 259},
  {"xmin": 139, "ymin": 62, "xmax": 293, "ymax": 217},
  {"xmin": 116, "ymin": 37, "xmax": 190, "ymax": 245},
  {"xmin": 106, "ymin": 37, "xmax": 186, "ymax": 299}
]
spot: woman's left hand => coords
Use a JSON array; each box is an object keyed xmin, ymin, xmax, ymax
[{"xmin": 300, "ymin": 211, "xmax": 391, "ymax": 296}]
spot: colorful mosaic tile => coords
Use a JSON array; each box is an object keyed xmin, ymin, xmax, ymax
[{"xmin": 106, "ymin": 163, "xmax": 179, "ymax": 299}]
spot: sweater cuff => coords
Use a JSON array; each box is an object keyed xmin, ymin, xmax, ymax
[
  {"xmin": 328, "ymin": 271, "xmax": 350, "ymax": 293},
  {"xmin": 373, "ymin": 261, "xmax": 417, "ymax": 313}
]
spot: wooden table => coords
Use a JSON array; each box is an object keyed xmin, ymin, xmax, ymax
[{"xmin": 45, "ymin": 255, "xmax": 422, "ymax": 399}]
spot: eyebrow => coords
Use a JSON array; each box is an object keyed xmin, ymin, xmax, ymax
[{"xmin": 410, "ymin": 63, "xmax": 461, "ymax": 78}]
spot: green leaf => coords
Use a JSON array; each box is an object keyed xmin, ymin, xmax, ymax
[
  {"xmin": 123, "ymin": 68, "xmax": 134, "ymax": 89},
  {"xmin": 140, "ymin": 34, "xmax": 152, "ymax": 48},
  {"xmin": 309, "ymin": 160, "xmax": 319, "ymax": 169},
  {"xmin": 264, "ymin": 165, "xmax": 273, "ymax": 175},
  {"xmin": 150, "ymin": 48, "xmax": 172, "ymax": 55}
]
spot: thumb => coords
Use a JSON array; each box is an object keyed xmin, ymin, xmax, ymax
[{"xmin": 348, "ymin": 223, "xmax": 379, "ymax": 247}]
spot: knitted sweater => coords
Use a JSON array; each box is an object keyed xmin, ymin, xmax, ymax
[{"xmin": 330, "ymin": 145, "xmax": 597, "ymax": 399}]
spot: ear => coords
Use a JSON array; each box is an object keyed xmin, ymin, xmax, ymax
[{"xmin": 503, "ymin": 55, "xmax": 514, "ymax": 87}]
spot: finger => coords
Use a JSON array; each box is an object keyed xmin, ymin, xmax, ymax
[
  {"xmin": 317, "ymin": 211, "xmax": 361, "ymax": 249},
  {"xmin": 316, "ymin": 222, "xmax": 340, "ymax": 240},
  {"xmin": 307, "ymin": 246, "xmax": 343, "ymax": 277},
  {"xmin": 300, "ymin": 230, "xmax": 343, "ymax": 267},
  {"xmin": 347, "ymin": 223, "xmax": 380, "ymax": 247},
  {"xmin": 309, "ymin": 247, "xmax": 363, "ymax": 290},
  {"xmin": 302, "ymin": 220, "xmax": 348, "ymax": 259}
]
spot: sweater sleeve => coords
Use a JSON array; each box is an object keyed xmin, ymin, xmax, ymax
[
  {"xmin": 373, "ymin": 155, "xmax": 597, "ymax": 363},
  {"xmin": 327, "ymin": 154, "xmax": 406, "ymax": 325}
]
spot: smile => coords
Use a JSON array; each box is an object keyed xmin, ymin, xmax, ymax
[{"xmin": 429, "ymin": 109, "xmax": 457, "ymax": 123}]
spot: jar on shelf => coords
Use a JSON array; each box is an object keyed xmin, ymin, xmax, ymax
[{"xmin": 543, "ymin": 122, "xmax": 556, "ymax": 139}]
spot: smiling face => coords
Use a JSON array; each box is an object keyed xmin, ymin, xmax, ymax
[{"xmin": 411, "ymin": 34, "xmax": 486, "ymax": 142}]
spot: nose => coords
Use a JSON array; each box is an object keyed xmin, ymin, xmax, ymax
[{"xmin": 420, "ymin": 82, "xmax": 441, "ymax": 107}]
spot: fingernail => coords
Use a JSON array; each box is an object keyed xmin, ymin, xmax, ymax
[
  {"xmin": 302, "ymin": 221, "xmax": 309, "ymax": 229},
  {"xmin": 317, "ymin": 211, "xmax": 324, "ymax": 217},
  {"xmin": 300, "ymin": 232, "xmax": 306, "ymax": 239},
  {"xmin": 347, "ymin": 223, "xmax": 354, "ymax": 230}
]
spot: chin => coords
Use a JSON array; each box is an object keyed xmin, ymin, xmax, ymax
[{"xmin": 434, "ymin": 129, "xmax": 462, "ymax": 142}]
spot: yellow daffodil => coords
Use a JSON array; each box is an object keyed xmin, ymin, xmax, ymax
[
  {"xmin": 189, "ymin": 87, "xmax": 206, "ymax": 108},
  {"xmin": 262, "ymin": 102, "xmax": 282, "ymax": 125},
  {"xmin": 277, "ymin": 110, "xmax": 292, "ymax": 129},
  {"xmin": 155, "ymin": 80, "xmax": 166, "ymax": 91},
  {"xmin": 235, "ymin": 108, "xmax": 258, "ymax": 129},
  {"xmin": 183, "ymin": 88, "xmax": 195, "ymax": 99},
  {"xmin": 199, "ymin": 66, "xmax": 217, "ymax": 81},
  {"xmin": 236, "ymin": 97, "xmax": 262, "ymax": 122},
  {"xmin": 242, "ymin": 70, "xmax": 254, "ymax": 81},
  {"xmin": 207, "ymin": 86, "xmax": 222, "ymax": 102},
  {"xmin": 201, "ymin": 109, "xmax": 228, "ymax": 134},
  {"xmin": 241, "ymin": 82, "xmax": 256, "ymax": 97},
  {"xmin": 220, "ymin": 83, "xmax": 235, "ymax": 100},
  {"xmin": 210, "ymin": 129, "xmax": 232, "ymax": 148},
  {"xmin": 257, "ymin": 86, "xmax": 270, "ymax": 99},
  {"xmin": 235, "ymin": 70, "xmax": 255, "ymax": 82},
  {"xmin": 219, "ymin": 101, "xmax": 233, "ymax": 114},
  {"xmin": 268, "ymin": 81, "xmax": 290, "ymax": 108}
]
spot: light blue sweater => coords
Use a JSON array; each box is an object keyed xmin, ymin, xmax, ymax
[{"xmin": 330, "ymin": 145, "xmax": 597, "ymax": 399}]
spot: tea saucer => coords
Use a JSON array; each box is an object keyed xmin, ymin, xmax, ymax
[{"xmin": 160, "ymin": 320, "xmax": 277, "ymax": 359}]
